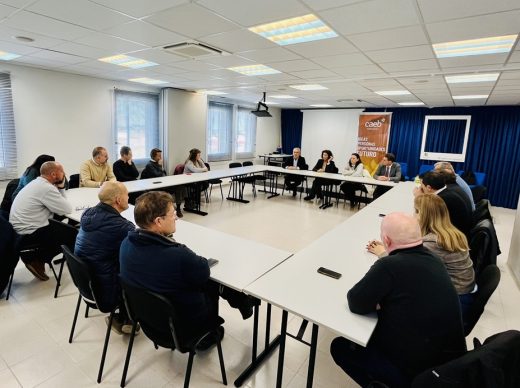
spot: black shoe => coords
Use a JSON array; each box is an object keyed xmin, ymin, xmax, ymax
[
  {"xmin": 292, "ymin": 189, "xmax": 297, "ymax": 197},
  {"xmin": 304, "ymin": 195, "xmax": 314, "ymax": 201},
  {"xmin": 196, "ymin": 326, "xmax": 224, "ymax": 352},
  {"xmin": 176, "ymin": 209, "xmax": 183, "ymax": 218}
]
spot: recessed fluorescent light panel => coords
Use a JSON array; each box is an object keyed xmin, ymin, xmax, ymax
[
  {"xmin": 290, "ymin": 84, "xmax": 328, "ymax": 91},
  {"xmin": 310, "ymin": 104, "xmax": 333, "ymax": 107},
  {"xmin": 129, "ymin": 77, "xmax": 167, "ymax": 85},
  {"xmin": 452, "ymin": 95, "xmax": 489, "ymax": 100},
  {"xmin": 433, "ymin": 35, "xmax": 517, "ymax": 58},
  {"xmin": 227, "ymin": 64, "xmax": 281, "ymax": 76},
  {"xmin": 375, "ymin": 90, "xmax": 411, "ymax": 96},
  {"xmin": 445, "ymin": 73, "xmax": 499, "ymax": 84},
  {"xmin": 249, "ymin": 14, "xmax": 338, "ymax": 46},
  {"xmin": 0, "ymin": 50, "xmax": 21, "ymax": 60},
  {"xmin": 270, "ymin": 95, "xmax": 297, "ymax": 99},
  {"xmin": 398, "ymin": 102, "xmax": 425, "ymax": 106},
  {"xmin": 99, "ymin": 55, "xmax": 158, "ymax": 69}
]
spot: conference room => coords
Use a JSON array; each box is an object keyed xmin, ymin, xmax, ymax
[{"xmin": 1, "ymin": 0, "xmax": 520, "ymax": 387}]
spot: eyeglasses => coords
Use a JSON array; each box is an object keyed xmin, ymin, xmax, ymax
[{"xmin": 160, "ymin": 210, "xmax": 178, "ymax": 221}]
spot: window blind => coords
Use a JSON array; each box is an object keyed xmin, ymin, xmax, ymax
[{"xmin": 0, "ymin": 72, "xmax": 17, "ymax": 180}]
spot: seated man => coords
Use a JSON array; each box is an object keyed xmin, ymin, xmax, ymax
[
  {"xmin": 331, "ymin": 213, "xmax": 465, "ymax": 387},
  {"xmin": 434, "ymin": 161, "xmax": 475, "ymax": 210},
  {"xmin": 417, "ymin": 170, "xmax": 473, "ymax": 237},
  {"xmin": 74, "ymin": 181, "xmax": 135, "ymax": 335},
  {"xmin": 80, "ymin": 146, "xmax": 116, "ymax": 188},
  {"xmin": 120, "ymin": 191, "xmax": 254, "ymax": 347},
  {"xmin": 113, "ymin": 146, "xmax": 139, "ymax": 182},
  {"xmin": 9, "ymin": 161, "xmax": 73, "ymax": 280},
  {"xmin": 283, "ymin": 147, "xmax": 308, "ymax": 197},
  {"xmin": 372, "ymin": 153, "xmax": 401, "ymax": 200}
]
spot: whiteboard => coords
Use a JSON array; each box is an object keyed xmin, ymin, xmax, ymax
[{"xmin": 301, "ymin": 109, "xmax": 363, "ymax": 171}]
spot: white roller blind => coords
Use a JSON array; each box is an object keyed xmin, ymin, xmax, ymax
[
  {"xmin": 207, "ymin": 101, "xmax": 233, "ymax": 162},
  {"xmin": 235, "ymin": 107, "xmax": 256, "ymax": 159},
  {"xmin": 0, "ymin": 72, "xmax": 17, "ymax": 180}
]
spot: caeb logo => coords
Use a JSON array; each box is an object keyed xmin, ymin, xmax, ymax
[{"xmin": 365, "ymin": 117, "xmax": 386, "ymax": 128}]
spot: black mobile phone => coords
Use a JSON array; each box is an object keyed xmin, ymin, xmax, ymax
[
  {"xmin": 208, "ymin": 258, "xmax": 219, "ymax": 268},
  {"xmin": 378, "ymin": 213, "xmax": 386, "ymax": 217},
  {"xmin": 152, "ymin": 181, "xmax": 162, "ymax": 184},
  {"xmin": 317, "ymin": 267, "xmax": 342, "ymax": 279}
]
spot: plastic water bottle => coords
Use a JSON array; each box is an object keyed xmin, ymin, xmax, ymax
[{"xmin": 414, "ymin": 175, "xmax": 421, "ymax": 187}]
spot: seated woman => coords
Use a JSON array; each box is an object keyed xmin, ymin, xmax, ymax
[
  {"xmin": 339, "ymin": 153, "xmax": 364, "ymax": 208},
  {"xmin": 184, "ymin": 148, "xmax": 209, "ymax": 208},
  {"xmin": 304, "ymin": 149, "xmax": 338, "ymax": 201},
  {"xmin": 368, "ymin": 193, "xmax": 476, "ymax": 316},
  {"xmin": 12, "ymin": 154, "xmax": 55, "ymax": 201}
]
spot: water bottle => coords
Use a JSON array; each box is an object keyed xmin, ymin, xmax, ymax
[{"xmin": 414, "ymin": 175, "xmax": 421, "ymax": 187}]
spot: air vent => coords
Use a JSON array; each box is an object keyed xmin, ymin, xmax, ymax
[{"xmin": 163, "ymin": 42, "xmax": 224, "ymax": 58}]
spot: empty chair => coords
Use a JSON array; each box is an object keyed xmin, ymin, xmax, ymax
[
  {"xmin": 473, "ymin": 199, "xmax": 492, "ymax": 225},
  {"xmin": 68, "ymin": 174, "xmax": 80, "ymax": 189},
  {"xmin": 469, "ymin": 219, "xmax": 500, "ymax": 276},
  {"xmin": 463, "ymin": 264, "xmax": 501, "ymax": 336},
  {"xmin": 120, "ymin": 279, "xmax": 227, "ymax": 388},
  {"xmin": 412, "ymin": 329, "xmax": 520, "ymax": 388},
  {"xmin": 0, "ymin": 213, "xmax": 20, "ymax": 298},
  {"xmin": 204, "ymin": 162, "xmax": 223, "ymax": 201},
  {"xmin": 418, "ymin": 164, "xmax": 434, "ymax": 177},
  {"xmin": 398, "ymin": 162, "xmax": 409, "ymax": 181},
  {"xmin": 62, "ymin": 245, "xmax": 116, "ymax": 383},
  {"xmin": 0, "ymin": 178, "xmax": 20, "ymax": 216}
]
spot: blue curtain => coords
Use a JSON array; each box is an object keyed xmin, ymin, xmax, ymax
[
  {"xmin": 425, "ymin": 119, "xmax": 466, "ymax": 153},
  {"xmin": 366, "ymin": 106, "xmax": 520, "ymax": 208},
  {"xmin": 281, "ymin": 109, "xmax": 303, "ymax": 154}
]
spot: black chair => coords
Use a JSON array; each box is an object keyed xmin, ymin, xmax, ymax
[
  {"xmin": 469, "ymin": 219, "xmax": 500, "ymax": 276},
  {"xmin": 0, "ymin": 178, "xmax": 19, "ymax": 215},
  {"xmin": 120, "ymin": 279, "xmax": 227, "ymax": 388},
  {"xmin": 243, "ymin": 161, "xmax": 268, "ymax": 196},
  {"xmin": 412, "ymin": 330, "xmax": 520, "ymax": 388},
  {"xmin": 228, "ymin": 162, "xmax": 245, "ymax": 199},
  {"xmin": 463, "ymin": 264, "xmax": 501, "ymax": 336},
  {"xmin": 48, "ymin": 218, "xmax": 79, "ymax": 298},
  {"xmin": 281, "ymin": 176, "xmax": 308, "ymax": 199},
  {"xmin": 68, "ymin": 174, "xmax": 80, "ymax": 189},
  {"xmin": 62, "ymin": 245, "xmax": 116, "ymax": 383},
  {"xmin": 473, "ymin": 199, "xmax": 492, "ymax": 225},
  {"xmin": 0, "ymin": 213, "xmax": 20, "ymax": 298},
  {"xmin": 204, "ymin": 162, "xmax": 223, "ymax": 202}
]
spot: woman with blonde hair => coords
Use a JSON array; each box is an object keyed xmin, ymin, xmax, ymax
[{"xmin": 368, "ymin": 193, "xmax": 475, "ymax": 313}]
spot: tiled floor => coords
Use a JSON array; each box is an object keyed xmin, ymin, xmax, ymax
[{"xmin": 1, "ymin": 186, "xmax": 518, "ymax": 387}]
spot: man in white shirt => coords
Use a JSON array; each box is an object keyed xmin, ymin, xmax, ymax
[
  {"xmin": 10, "ymin": 161, "xmax": 73, "ymax": 280},
  {"xmin": 282, "ymin": 147, "xmax": 308, "ymax": 196}
]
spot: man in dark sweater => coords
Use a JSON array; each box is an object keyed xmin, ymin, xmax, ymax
[
  {"xmin": 330, "ymin": 213, "xmax": 465, "ymax": 387},
  {"xmin": 113, "ymin": 146, "xmax": 139, "ymax": 182}
]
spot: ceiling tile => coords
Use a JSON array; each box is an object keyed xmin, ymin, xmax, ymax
[
  {"xmin": 13, "ymin": 55, "xmax": 69, "ymax": 68},
  {"xmin": 270, "ymin": 59, "xmax": 321, "ymax": 72},
  {"xmin": 75, "ymin": 32, "xmax": 147, "ymax": 53},
  {"xmin": 301, "ymin": 0, "xmax": 365, "ymax": 11},
  {"xmin": 104, "ymin": 21, "xmax": 187, "ymax": 48},
  {"xmin": 348, "ymin": 25, "xmax": 429, "ymax": 51},
  {"xmin": 289, "ymin": 68, "xmax": 339, "ymax": 79},
  {"xmin": 286, "ymin": 37, "xmax": 358, "ymax": 57},
  {"xmin": 439, "ymin": 54, "xmax": 508, "ymax": 69},
  {"xmin": 0, "ymin": 40, "xmax": 42, "ymax": 55},
  {"xmin": 366, "ymin": 45, "xmax": 435, "ymax": 63},
  {"xmin": 499, "ymin": 71, "xmax": 520, "ymax": 80},
  {"xmin": 332, "ymin": 64, "xmax": 386, "ymax": 77},
  {"xmin": 125, "ymin": 48, "xmax": 186, "ymax": 64},
  {"xmin": 144, "ymin": 3, "xmax": 239, "ymax": 39},
  {"xmin": 0, "ymin": 25, "xmax": 65, "ymax": 49},
  {"xmin": 311, "ymin": 53, "xmax": 372, "ymax": 68},
  {"xmin": 320, "ymin": 0, "xmax": 420, "ymax": 35},
  {"xmin": 200, "ymin": 29, "xmax": 277, "ymax": 53},
  {"xmin": 238, "ymin": 47, "xmax": 301, "ymax": 63},
  {"xmin": 448, "ymin": 85, "xmax": 495, "ymax": 94},
  {"xmin": 356, "ymin": 78, "xmax": 404, "ymax": 90},
  {"xmin": 170, "ymin": 60, "xmax": 220, "ymax": 72},
  {"xmin": 30, "ymin": 49, "xmax": 87, "ymax": 64},
  {"xmin": 426, "ymin": 10, "xmax": 520, "ymax": 43},
  {"xmin": 508, "ymin": 51, "xmax": 520, "ymax": 63},
  {"xmin": 90, "ymin": 0, "xmax": 188, "ymax": 18},
  {"xmin": 198, "ymin": 55, "xmax": 256, "ymax": 68},
  {"xmin": 0, "ymin": 0, "xmax": 34, "ymax": 7},
  {"xmin": 418, "ymin": 0, "xmax": 520, "ymax": 23},
  {"xmin": 150, "ymin": 65, "xmax": 189, "ymax": 76},
  {"xmin": 196, "ymin": 0, "xmax": 308, "ymax": 27},
  {"xmin": 0, "ymin": 3, "xmax": 15, "ymax": 18},
  {"xmin": 27, "ymin": 0, "xmax": 133, "ymax": 30},
  {"xmin": 4, "ymin": 10, "xmax": 91, "ymax": 40},
  {"xmin": 50, "ymin": 41, "xmax": 118, "ymax": 59},
  {"xmin": 379, "ymin": 59, "xmax": 439, "ymax": 73}
]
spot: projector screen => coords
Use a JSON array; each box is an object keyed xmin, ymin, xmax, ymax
[
  {"xmin": 420, "ymin": 115, "xmax": 471, "ymax": 162},
  {"xmin": 301, "ymin": 109, "xmax": 363, "ymax": 171}
]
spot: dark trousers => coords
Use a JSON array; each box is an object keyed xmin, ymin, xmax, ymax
[
  {"xmin": 373, "ymin": 185, "xmax": 392, "ymax": 200},
  {"xmin": 284, "ymin": 175, "xmax": 304, "ymax": 190},
  {"xmin": 19, "ymin": 224, "xmax": 62, "ymax": 264},
  {"xmin": 330, "ymin": 337, "xmax": 410, "ymax": 388},
  {"xmin": 340, "ymin": 182, "xmax": 363, "ymax": 203},
  {"xmin": 309, "ymin": 178, "xmax": 330, "ymax": 198}
]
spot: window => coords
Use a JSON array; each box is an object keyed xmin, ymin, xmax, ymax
[
  {"xmin": 207, "ymin": 100, "xmax": 257, "ymax": 162},
  {"xmin": 0, "ymin": 73, "xmax": 17, "ymax": 180},
  {"xmin": 114, "ymin": 90, "xmax": 159, "ymax": 161}
]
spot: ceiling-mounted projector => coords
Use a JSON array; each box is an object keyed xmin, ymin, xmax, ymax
[{"xmin": 251, "ymin": 92, "xmax": 272, "ymax": 117}]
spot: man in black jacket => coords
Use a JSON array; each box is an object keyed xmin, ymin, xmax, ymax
[
  {"xmin": 283, "ymin": 147, "xmax": 308, "ymax": 196},
  {"xmin": 113, "ymin": 146, "xmax": 139, "ymax": 182},
  {"xmin": 330, "ymin": 213, "xmax": 465, "ymax": 387},
  {"xmin": 75, "ymin": 181, "xmax": 135, "ymax": 334}
]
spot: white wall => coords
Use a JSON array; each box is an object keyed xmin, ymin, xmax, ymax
[
  {"xmin": 255, "ymin": 107, "xmax": 282, "ymax": 160},
  {"xmin": 3, "ymin": 63, "xmax": 159, "ymax": 176},
  {"xmin": 301, "ymin": 109, "xmax": 363, "ymax": 171}
]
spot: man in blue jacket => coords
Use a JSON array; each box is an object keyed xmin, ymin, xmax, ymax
[{"xmin": 75, "ymin": 181, "xmax": 135, "ymax": 335}]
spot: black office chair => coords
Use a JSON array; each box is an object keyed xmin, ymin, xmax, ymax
[
  {"xmin": 63, "ymin": 245, "xmax": 116, "ymax": 383},
  {"xmin": 48, "ymin": 218, "xmax": 79, "ymax": 298},
  {"xmin": 463, "ymin": 264, "xmax": 501, "ymax": 336},
  {"xmin": 412, "ymin": 330, "xmax": 520, "ymax": 388},
  {"xmin": 119, "ymin": 279, "xmax": 227, "ymax": 388},
  {"xmin": 204, "ymin": 162, "xmax": 223, "ymax": 202},
  {"xmin": 228, "ymin": 162, "xmax": 245, "ymax": 199},
  {"xmin": 281, "ymin": 176, "xmax": 308, "ymax": 199},
  {"xmin": 239, "ymin": 161, "xmax": 261, "ymax": 197},
  {"xmin": 0, "ymin": 213, "xmax": 20, "ymax": 299},
  {"xmin": 0, "ymin": 178, "xmax": 19, "ymax": 215},
  {"xmin": 68, "ymin": 174, "xmax": 80, "ymax": 189},
  {"xmin": 473, "ymin": 199, "xmax": 492, "ymax": 225},
  {"xmin": 469, "ymin": 219, "xmax": 500, "ymax": 277}
]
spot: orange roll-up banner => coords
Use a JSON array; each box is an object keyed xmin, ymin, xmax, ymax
[{"xmin": 357, "ymin": 112, "xmax": 392, "ymax": 175}]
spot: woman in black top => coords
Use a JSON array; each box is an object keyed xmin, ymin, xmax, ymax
[{"xmin": 304, "ymin": 149, "xmax": 338, "ymax": 201}]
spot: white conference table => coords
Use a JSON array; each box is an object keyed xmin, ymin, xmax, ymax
[{"xmin": 369, "ymin": 181, "xmax": 416, "ymax": 213}]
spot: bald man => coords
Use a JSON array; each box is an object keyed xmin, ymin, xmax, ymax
[
  {"xmin": 75, "ymin": 181, "xmax": 136, "ymax": 335},
  {"xmin": 10, "ymin": 161, "xmax": 72, "ymax": 280},
  {"xmin": 434, "ymin": 161, "xmax": 475, "ymax": 210},
  {"xmin": 331, "ymin": 213, "xmax": 465, "ymax": 387}
]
